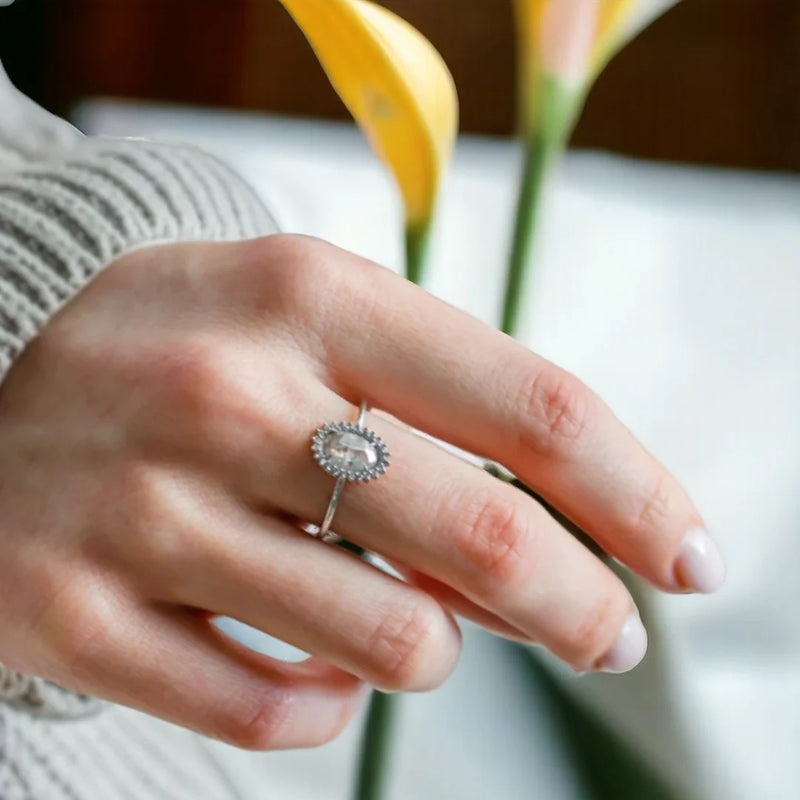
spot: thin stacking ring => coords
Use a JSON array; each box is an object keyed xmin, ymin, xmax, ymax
[{"xmin": 310, "ymin": 401, "xmax": 391, "ymax": 543}]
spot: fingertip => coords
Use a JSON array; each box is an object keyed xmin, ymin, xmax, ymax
[
  {"xmin": 674, "ymin": 526, "xmax": 726, "ymax": 594},
  {"xmin": 594, "ymin": 611, "xmax": 648, "ymax": 674}
]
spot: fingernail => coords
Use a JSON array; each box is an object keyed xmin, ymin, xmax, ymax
[
  {"xmin": 674, "ymin": 526, "xmax": 726, "ymax": 594},
  {"xmin": 596, "ymin": 612, "xmax": 648, "ymax": 673}
]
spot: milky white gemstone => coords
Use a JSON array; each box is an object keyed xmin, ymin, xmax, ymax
[{"xmin": 322, "ymin": 431, "xmax": 378, "ymax": 472}]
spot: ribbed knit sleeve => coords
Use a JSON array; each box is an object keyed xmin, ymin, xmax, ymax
[
  {"xmin": 0, "ymin": 137, "xmax": 278, "ymax": 378},
  {"xmin": 0, "ymin": 64, "xmax": 279, "ymax": 719}
]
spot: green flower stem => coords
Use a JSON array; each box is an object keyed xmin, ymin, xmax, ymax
[
  {"xmin": 354, "ymin": 691, "xmax": 399, "ymax": 800},
  {"xmin": 353, "ymin": 216, "xmax": 431, "ymax": 800},
  {"xmin": 502, "ymin": 76, "xmax": 582, "ymax": 338},
  {"xmin": 501, "ymin": 131, "xmax": 552, "ymax": 336},
  {"xmin": 404, "ymin": 222, "xmax": 432, "ymax": 286}
]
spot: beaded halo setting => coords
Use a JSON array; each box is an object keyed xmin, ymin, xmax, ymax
[{"xmin": 311, "ymin": 421, "xmax": 390, "ymax": 483}]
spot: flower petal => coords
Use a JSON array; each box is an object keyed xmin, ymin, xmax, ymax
[
  {"xmin": 591, "ymin": 0, "xmax": 681, "ymax": 77},
  {"xmin": 278, "ymin": 0, "xmax": 458, "ymax": 227},
  {"xmin": 540, "ymin": 0, "xmax": 600, "ymax": 85}
]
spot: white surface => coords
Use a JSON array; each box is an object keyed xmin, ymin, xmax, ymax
[
  {"xmin": 208, "ymin": 623, "xmax": 587, "ymax": 800},
  {"xmin": 79, "ymin": 101, "xmax": 800, "ymax": 800}
]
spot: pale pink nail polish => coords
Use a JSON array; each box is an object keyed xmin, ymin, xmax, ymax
[
  {"xmin": 674, "ymin": 526, "xmax": 726, "ymax": 594},
  {"xmin": 596, "ymin": 612, "xmax": 648, "ymax": 674}
]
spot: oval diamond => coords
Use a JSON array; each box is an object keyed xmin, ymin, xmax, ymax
[{"xmin": 322, "ymin": 430, "xmax": 379, "ymax": 473}]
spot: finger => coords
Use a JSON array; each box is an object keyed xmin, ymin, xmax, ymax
[
  {"xmin": 253, "ymin": 389, "xmax": 644, "ymax": 674},
  {"xmin": 161, "ymin": 508, "xmax": 461, "ymax": 693},
  {"xmin": 302, "ymin": 239, "xmax": 723, "ymax": 594},
  {"xmin": 51, "ymin": 600, "xmax": 365, "ymax": 750},
  {"xmin": 396, "ymin": 565, "xmax": 534, "ymax": 643},
  {"xmin": 368, "ymin": 414, "xmax": 535, "ymax": 641}
]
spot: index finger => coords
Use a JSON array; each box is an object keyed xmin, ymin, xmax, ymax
[{"xmin": 305, "ymin": 238, "xmax": 725, "ymax": 595}]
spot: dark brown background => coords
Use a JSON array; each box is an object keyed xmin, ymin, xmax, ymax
[{"xmin": 3, "ymin": 0, "xmax": 800, "ymax": 172}]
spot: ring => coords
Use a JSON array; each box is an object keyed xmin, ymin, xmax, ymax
[{"xmin": 310, "ymin": 401, "xmax": 391, "ymax": 543}]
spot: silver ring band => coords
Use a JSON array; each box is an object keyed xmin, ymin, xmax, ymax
[{"xmin": 311, "ymin": 400, "xmax": 390, "ymax": 544}]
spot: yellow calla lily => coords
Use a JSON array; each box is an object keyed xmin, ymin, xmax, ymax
[{"xmin": 277, "ymin": 0, "xmax": 458, "ymax": 282}]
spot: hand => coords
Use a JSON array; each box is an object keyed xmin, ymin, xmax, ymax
[{"xmin": 0, "ymin": 235, "xmax": 723, "ymax": 749}]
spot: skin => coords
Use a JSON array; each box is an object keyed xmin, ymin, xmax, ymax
[{"xmin": 0, "ymin": 234, "xmax": 706, "ymax": 750}]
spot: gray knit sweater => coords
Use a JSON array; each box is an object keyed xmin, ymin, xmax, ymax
[{"xmin": 0, "ymin": 59, "xmax": 278, "ymax": 798}]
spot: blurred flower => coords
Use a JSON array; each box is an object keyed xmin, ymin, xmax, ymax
[
  {"xmin": 278, "ymin": 0, "xmax": 458, "ymax": 283},
  {"xmin": 515, "ymin": 0, "xmax": 679, "ymax": 129},
  {"xmin": 503, "ymin": 0, "xmax": 681, "ymax": 336},
  {"xmin": 592, "ymin": 0, "xmax": 682, "ymax": 76}
]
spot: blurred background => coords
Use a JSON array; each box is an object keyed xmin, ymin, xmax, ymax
[
  {"xmin": 2, "ymin": 0, "xmax": 800, "ymax": 172},
  {"xmin": 2, "ymin": 3, "xmax": 800, "ymax": 800}
]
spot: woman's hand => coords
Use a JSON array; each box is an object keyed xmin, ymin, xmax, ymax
[{"xmin": 0, "ymin": 235, "xmax": 724, "ymax": 749}]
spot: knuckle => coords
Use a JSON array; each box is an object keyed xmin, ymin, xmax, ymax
[
  {"xmin": 113, "ymin": 461, "xmax": 174, "ymax": 530},
  {"xmin": 107, "ymin": 462, "xmax": 189, "ymax": 570},
  {"xmin": 453, "ymin": 492, "xmax": 536, "ymax": 599},
  {"xmin": 251, "ymin": 232, "xmax": 323, "ymax": 270},
  {"xmin": 40, "ymin": 581, "xmax": 117, "ymax": 673},
  {"xmin": 134, "ymin": 520, "xmax": 193, "ymax": 579},
  {"xmin": 222, "ymin": 689, "xmax": 295, "ymax": 751},
  {"xmin": 244, "ymin": 234, "xmax": 332, "ymax": 312},
  {"xmin": 57, "ymin": 614, "xmax": 110, "ymax": 674},
  {"xmin": 630, "ymin": 473, "xmax": 675, "ymax": 537},
  {"xmin": 236, "ymin": 235, "xmax": 346, "ymax": 354},
  {"xmin": 567, "ymin": 590, "xmax": 628, "ymax": 668},
  {"xmin": 153, "ymin": 339, "xmax": 230, "ymax": 417},
  {"xmin": 150, "ymin": 339, "xmax": 262, "ymax": 446},
  {"xmin": 368, "ymin": 601, "xmax": 445, "ymax": 692},
  {"xmin": 518, "ymin": 367, "xmax": 593, "ymax": 455}
]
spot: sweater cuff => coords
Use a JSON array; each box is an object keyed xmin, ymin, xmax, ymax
[
  {"xmin": 0, "ymin": 667, "xmax": 98, "ymax": 719},
  {"xmin": 0, "ymin": 136, "xmax": 279, "ymax": 381}
]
